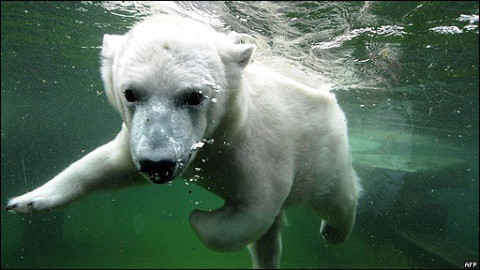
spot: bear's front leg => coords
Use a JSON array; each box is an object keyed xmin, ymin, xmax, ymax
[
  {"xmin": 189, "ymin": 168, "xmax": 292, "ymax": 254},
  {"xmin": 189, "ymin": 201, "xmax": 277, "ymax": 252},
  {"xmin": 6, "ymin": 124, "xmax": 145, "ymax": 214}
]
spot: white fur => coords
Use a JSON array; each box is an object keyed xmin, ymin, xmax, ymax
[{"xmin": 7, "ymin": 15, "xmax": 361, "ymax": 269}]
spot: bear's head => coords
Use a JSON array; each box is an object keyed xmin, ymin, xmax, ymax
[{"xmin": 100, "ymin": 15, "xmax": 255, "ymax": 184}]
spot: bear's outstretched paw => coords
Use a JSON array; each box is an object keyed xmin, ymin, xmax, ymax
[{"xmin": 6, "ymin": 193, "xmax": 56, "ymax": 215}]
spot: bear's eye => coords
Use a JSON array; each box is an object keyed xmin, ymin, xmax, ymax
[
  {"xmin": 183, "ymin": 91, "xmax": 205, "ymax": 107},
  {"xmin": 124, "ymin": 89, "xmax": 138, "ymax": 102}
]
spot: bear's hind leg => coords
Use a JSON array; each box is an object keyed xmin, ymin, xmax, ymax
[
  {"xmin": 248, "ymin": 211, "xmax": 284, "ymax": 269},
  {"xmin": 311, "ymin": 174, "xmax": 360, "ymax": 244},
  {"xmin": 319, "ymin": 214, "xmax": 355, "ymax": 244}
]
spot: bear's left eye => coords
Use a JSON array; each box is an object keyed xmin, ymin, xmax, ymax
[
  {"xmin": 124, "ymin": 89, "xmax": 138, "ymax": 103},
  {"xmin": 182, "ymin": 91, "xmax": 205, "ymax": 107}
]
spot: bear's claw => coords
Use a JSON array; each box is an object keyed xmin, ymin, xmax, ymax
[
  {"xmin": 5, "ymin": 203, "xmax": 17, "ymax": 211},
  {"xmin": 5, "ymin": 197, "xmax": 41, "ymax": 214}
]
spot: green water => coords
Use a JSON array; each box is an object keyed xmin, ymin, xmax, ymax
[{"xmin": 1, "ymin": 1, "xmax": 478, "ymax": 269}]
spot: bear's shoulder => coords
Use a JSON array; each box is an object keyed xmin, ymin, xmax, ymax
[{"xmin": 244, "ymin": 64, "xmax": 337, "ymax": 106}]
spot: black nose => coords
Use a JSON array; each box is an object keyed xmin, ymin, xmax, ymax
[{"xmin": 139, "ymin": 160, "xmax": 176, "ymax": 184}]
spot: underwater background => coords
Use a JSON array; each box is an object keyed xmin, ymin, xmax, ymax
[{"xmin": 1, "ymin": 1, "xmax": 478, "ymax": 268}]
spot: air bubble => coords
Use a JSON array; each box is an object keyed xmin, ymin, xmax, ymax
[
  {"xmin": 189, "ymin": 175, "xmax": 200, "ymax": 182},
  {"xmin": 190, "ymin": 141, "xmax": 205, "ymax": 151}
]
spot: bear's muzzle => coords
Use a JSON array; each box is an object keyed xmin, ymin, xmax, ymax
[{"xmin": 139, "ymin": 160, "xmax": 177, "ymax": 184}]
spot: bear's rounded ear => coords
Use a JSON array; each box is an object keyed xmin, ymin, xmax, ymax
[
  {"xmin": 231, "ymin": 43, "xmax": 256, "ymax": 69},
  {"xmin": 100, "ymin": 34, "xmax": 126, "ymax": 113},
  {"xmin": 101, "ymin": 34, "xmax": 125, "ymax": 60}
]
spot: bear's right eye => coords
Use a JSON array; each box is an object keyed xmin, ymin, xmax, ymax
[
  {"xmin": 184, "ymin": 91, "xmax": 205, "ymax": 106},
  {"xmin": 124, "ymin": 89, "xmax": 138, "ymax": 102}
]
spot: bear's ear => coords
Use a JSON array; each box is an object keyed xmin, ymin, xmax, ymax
[
  {"xmin": 100, "ymin": 34, "xmax": 126, "ymax": 113},
  {"xmin": 101, "ymin": 34, "xmax": 125, "ymax": 60},
  {"xmin": 229, "ymin": 43, "xmax": 256, "ymax": 69}
]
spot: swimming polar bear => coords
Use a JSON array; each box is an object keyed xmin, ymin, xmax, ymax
[{"xmin": 6, "ymin": 15, "xmax": 361, "ymax": 269}]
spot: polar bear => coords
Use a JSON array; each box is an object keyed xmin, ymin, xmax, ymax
[{"xmin": 6, "ymin": 15, "xmax": 361, "ymax": 269}]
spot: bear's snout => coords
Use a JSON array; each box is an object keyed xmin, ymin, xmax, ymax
[{"xmin": 139, "ymin": 160, "xmax": 178, "ymax": 184}]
